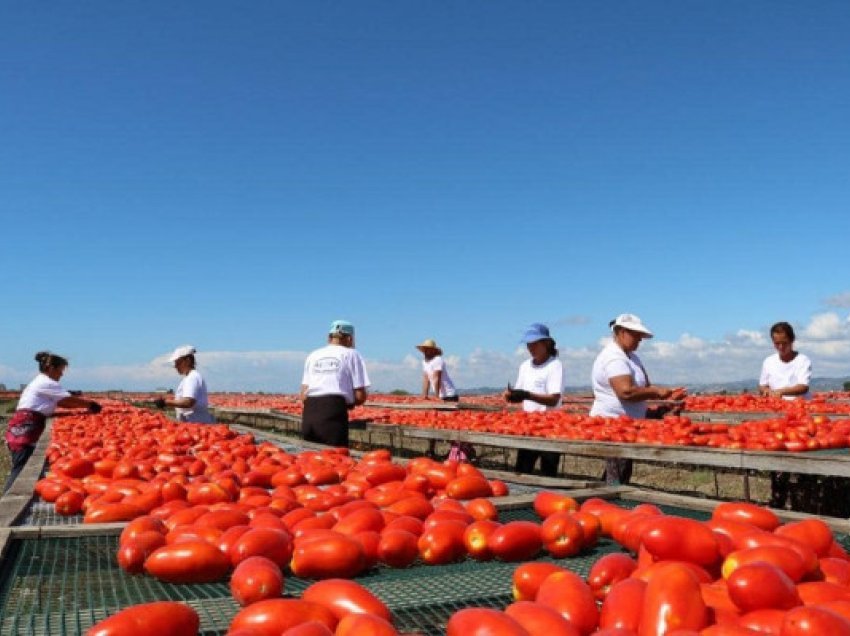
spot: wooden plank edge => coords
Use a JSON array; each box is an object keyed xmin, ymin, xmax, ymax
[{"xmin": 0, "ymin": 420, "xmax": 53, "ymax": 526}]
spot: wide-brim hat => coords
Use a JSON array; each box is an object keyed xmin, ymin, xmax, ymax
[
  {"xmin": 169, "ymin": 345, "xmax": 196, "ymax": 362},
  {"xmin": 610, "ymin": 313, "xmax": 654, "ymax": 338},
  {"xmin": 416, "ymin": 339, "xmax": 443, "ymax": 355}
]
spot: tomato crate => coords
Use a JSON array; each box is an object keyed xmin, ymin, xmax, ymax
[{"xmin": 1, "ymin": 502, "xmax": 846, "ymax": 636}]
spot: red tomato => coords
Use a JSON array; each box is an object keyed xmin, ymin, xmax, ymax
[
  {"xmin": 512, "ymin": 562, "xmax": 567, "ymax": 602},
  {"xmin": 821, "ymin": 558, "xmax": 850, "ymax": 586},
  {"xmin": 796, "ymin": 581, "xmax": 850, "ymax": 605},
  {"xmin": 535, "ymin": 570, "xmax": 599, "ymax": 636},
  {"xmin": 640, "ymin": 516, "xmax": 720, "ymax": 566},
  {"xmin": 781, "ymin": 606, "xmax": 850, "ymax": 635},
  {"xmin": 377, "ymin": 529, "xmax": 419, "ymax": 568},
  {"xmin": 86, "ymin": 601, "xmax": 199, "ymax": 636},
  {"xmin": 230, "ymin": 527, "xmax": 294, "ymax": 567},
  {"xmin": 417, "ymin": 521, "xmax": 468, "ymax": 565},
  {"xmin": 120, "ymin": 515, "xmax": 168, "ymax": 546},
  {"xmin": 290, "ymin": 533, "xmax": 365, "ymax": 579},
  {"xmin": 117, "ymin": 531, "xmax": 167, "ymax": 574},
  {"xmin": 638, "ymin": 562, "xmax": 709, "ymax": 636},
  {"xmin": 334, "ymin": 613, "xmax": 399, "ymax": 636},
  {"xmin": 332, "ymin": 507, "xmax": 386, "ymax": 536},
  {"xmin": 533, "ymin": 491, "xmax": 578, "ymax": 519},
  {"xmin": 586, "ymin": 552, "xmax": 637, "ymax": 601},
  {"xmin": 736, "ymin": 608, "xmax": 786, "ymax": 634},
  {"xmin": 445, "ymin": 475, "xmax": 493, "ymax": 499},
  {"xmin": 711, "ymin": 502, "xmax": 780, "ymax": 531},
  {"xmin": 280, "ymin": 621, "xmax": 334, "ymax": 636},
  {"xmin": 230, "ymin": 556, "xmax": 284, "ymax": 606},
  {"xmin": 446, "ymin": 608, "xmax": 531, "ymax": 636},
  {"xmin": 465, "ymin": 498, "xmax": 498, "ymax": 521},
  {"xmin": 571, "ymin": 511, "xmax": 601, "ymax": 548},
  {"xmin": 540, "ymin": 512, "xmax": 584, "ymax": 558},
  {"xmin": 487, "ymin": 521, "xmax": 542, "ymax": 562},
  {"xmin": 598, "ymin": 578, "xmax": 646, "ymax": 632},
  {"xmin": 301, "ymin": 579, "xmax": 392, "ymax": 623},
  {"xmin": 775, "ymin": 519, "xmax": 835, "ymax": 557},
  {"xmin": 726, "ymin": 562, "xmax": 801, "ymax": 612},
  {"xmin": 228, "ymin": 599, "xmax": 338, "ymax": 636},
  {"xmin": 55, "ymin": 490, "xmax": 85, "ymax": 516},
  {"xmin": 504, "ymin": 601, "xmax": 580, "ymax": 636},
  {"xmin": 84, "ymin": 502, "xmax": 144, "ymax": 524},
  {"xmin": 463, "ymin": 519, "xmax": 500, "ymax": 561},
  {"xmin": 722, "ymin": 546, "xmax": 807, "ymax": 582},
  {"xmin": 143, "ymin": 541, "xmax": 230, "ymax": 584}
]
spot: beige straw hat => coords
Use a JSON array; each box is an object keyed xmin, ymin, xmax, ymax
[{"xmin": 415, "ymin": 339, "xmax": 443, "ymax": 355}]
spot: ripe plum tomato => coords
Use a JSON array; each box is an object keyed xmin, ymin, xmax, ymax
[
  {"xmin": 229, "ymin": 527, "xmax": 293, "ymax": 567},
  {"xmin": 512, "ymin": 562, "xmax": 566, "ymax": 602},
  {"xmin": 535, "ymin": 570, "xmax": 599, "ymax": 635},
  {"xmin": 228, "ymin": 599, "xmax": 338, "ymax": 636},
  {"xmin": 711, "ymin": 502, "xmax": 779, "ymax": 532},
  {"xmin": 639, "ymin": 516, "xmax": 720, "ymax": 566},
  {"xmin": 334, "ymin": 613, "xmax": 399, "ymax": 636},
  {"xmin": 290, "ymin": 533, "xmax": 365, "ymax": 579},
  {"xmin": 726, "ymin": 562, "xmax": 801, "ymax": 613},
  {"xmin": 230, "ymin": 556, "xmax": 284, "ymax": 607},
  {"xmin": 586, "ymin": 552, "xmax": 638, "ymax": 601},
  {"xmin": 504, "ymin": 601, "xmax": 580, "ymax": 636},
  {"xmin": 781, "ymin": 605, "xmax": 850, "ymax": 635},
  {"xmin": 86, "ymin": 601, "xmax": 199, "ymax": 636},
  {"xmin": 533, "ymin": 491, "xmax": 578, "ymax": 519},
  {"xmin": 301, "ymin": 578, "xmax": 392, "ymax": 623},
  {"xmin": 598, "ymin": 578, "xmax": 646, "ymax": 632},
  {"xmin": 377, "ymin": 529, "xmax": 419, "ymax": 568},
  {"xmin": 143, "ymin": 541, "xmax": 230, "ymax": 584},
  {"xmin": 487, "ymin": 521, "xmax": 542, "ymax": 562},
  {"xmin": 446, "ymin": 608, "xmax": 531, "ymax": 636},
  {"xmin": 540, "ymin": 512, "xmax": 584, "ymax": 558},
  {"xmin": 638, "ymin": 562, "xmax": 709, "ymax": 636},
  {"xmin": 280, "ymin": 622, "xmax": 334, "ymax": 636}
]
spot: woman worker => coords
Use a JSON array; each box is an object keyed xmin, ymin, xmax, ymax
[
  {"xmin": 417, "ymin": 339, "xmax": 458, "ymax": 402},
  {"xmin": 300, "ymin": 320, "xmax": 370, "ymax": 447},
  {"xmin": 155, "ymin": 345, "xmax": 214, "ymax": 423},
  {"xmin": 590, "ymin": 314, "xmax": 687, "ymax": 485},
  {"xmin": 758, "ymin": 321, "xmax": 812, "ymax": 510},
  {"xmin": 503, "ymin": 323, "xmax": 564, "ymax": 477},
  {"xmin": 4, "ymin": 351, "xmax": 101, "ymax": 492},
  {"xmin": 417, "ymin": 338, "xmax": 468, "ymax": 460}
]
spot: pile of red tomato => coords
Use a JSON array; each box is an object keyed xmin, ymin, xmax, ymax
[
  {"xmin": 87, "ymin": 491, "xmax": 850, "ymax": 635},
  {"xmin": 685, "ymin": 394, "xmax": 850, "ymax": 416}
]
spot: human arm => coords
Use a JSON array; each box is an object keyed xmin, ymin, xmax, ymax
[
  {"xmin": 608, "ymin": 375, "xmax": 686, "ymax": 402},
  {"xmin": 421, "ymin": 373, "xmax": 431, "ymax": 399},
  {"xmin": 353, "ymin": 387, "xmax": 368, "ymax": 406},
  {"xmin": 522, "ymin": 391, "xmax": 561, "ymax": 408},
  {"xmin": 161, "ymin": 396, "xmax": 196, "ymax": 409},
  {"xmin": 300, "ymin": 384, "xmax": 309, "ymax": 401},
  {"xmin": 766, "ymin": 384, "xmax": 809, "ymax": 398},
  {"xmin": 57, "ymin": 395, "xmax": 102, "ymax": 413}
]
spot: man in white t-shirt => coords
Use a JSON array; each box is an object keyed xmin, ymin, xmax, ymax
[
  {"xmin": 300, "ymin": 320, "xmax": 370, "ymax": 447},
  {"xmin": 758, "ymin": 321, "xmax": 813, "ymax": 510}
]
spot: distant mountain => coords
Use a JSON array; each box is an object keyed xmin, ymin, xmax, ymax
[{"xmin": 461, "ymin": 377, "xmax": 850, "ymax": 396}]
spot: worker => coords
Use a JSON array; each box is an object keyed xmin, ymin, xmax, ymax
[
  {"xmin": 155, "ymin": 345, "xmax": 214, "ymax": 423},
  {"xmin": 4, "ymin": 351, "xmax": 101, "ymax": 492},
  {"xmin": 758, "ymin": 321, "xmax": 813, "ymax": 510},
  {"xmin": 590, "ymin": 314, "xmax": 687, "ymax": 485},
  {"xmin": 503, "ymin": 323, "xmax": 564, "ymax": 477},
  {"xmin": 300, "ymin": 320, "xmax": 370, "ymax": 447}
]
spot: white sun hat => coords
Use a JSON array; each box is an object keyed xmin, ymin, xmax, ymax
[
  {"xmin": 169, "ymin": 345, "xmax": 197, "ymax": 362},
  {"xmin": 610, "ymin": 314, "xmax": 654, "ymax": 338}
]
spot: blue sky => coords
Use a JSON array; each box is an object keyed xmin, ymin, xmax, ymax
[{"xmin": 2, "ymin": 2, "xmax": 849, "ymax": 392}]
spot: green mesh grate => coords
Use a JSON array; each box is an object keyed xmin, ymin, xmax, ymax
[{"xmin": 1, "ymin": 502, "xmax": 842, "ymax": 635}]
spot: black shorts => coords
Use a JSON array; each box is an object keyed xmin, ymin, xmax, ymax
[{"xmin": 302, "ymin": 395, "xmax": 349, "ymax": 447}]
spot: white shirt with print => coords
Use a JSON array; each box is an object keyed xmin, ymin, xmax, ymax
[
  {"xmin": 422, "ymin": 355, "xmax": 457, "ymax": 398},
  {"xmin": 302, "ymin": 344, "xmax": 371, "ymax": 405}
]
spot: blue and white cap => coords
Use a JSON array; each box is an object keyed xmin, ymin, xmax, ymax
[
  {"xmin": 329, "ymin": 320, "xmax": 355, "ymax": 336},
  {"xmin": 520, "ymin": 323, "xmax": 551, "ymax": 344}
]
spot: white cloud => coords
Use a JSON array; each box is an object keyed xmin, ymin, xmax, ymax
[
  {"xmin": 2, "ymin": 313, "xmax": 849, "ymax": 392},
  {"xmin": 825, "ymin": 292, "xmax": 850, "ymax": 308}
]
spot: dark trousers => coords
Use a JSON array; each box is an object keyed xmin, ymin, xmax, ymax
[
  {"xmin": 302, "ymin": 395, "xmax": 349, "ymax": 447},
  {"xmin": 604, "ymin": 458, "xmax": 633, "ymax": 485},
  {"xmin": 4, "ymin": 445, "xmax": 35, "ymax": 494},
  {"xmin": 515, "ymin": 450, "xmax": 560, "ymax": 477}
]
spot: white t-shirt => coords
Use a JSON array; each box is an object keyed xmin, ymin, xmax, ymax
[
  {"xmin": 17, "ymin": 373, "xmax": 72, "ymax": 416},
  {"xmin": 760, "ymin": 352, "xmax": 812, "ymax": 400},
  {"xmin": 175, "ymin": 369, "xmax": 214, "ymax": 423},
  {"xmin": 590, "ymin": 341, "xmax": 649, "ymax": 419},
  {"xmin": 422, "ymin": 355, "xmax": 456, "ymax": 398},
  {"xmin": 302, "ymin": 344, "xmax": 371, "ymax": 405},
  {"xmin": 514, "ymin": 357, "xmax": 563, "ymax": 413}
]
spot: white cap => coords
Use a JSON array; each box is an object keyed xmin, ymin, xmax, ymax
[
  {"xmin": 610, "ymin": 314, "xmax": 654, "ymax": 338},
  {"xmin": 169, "ymin": 345, "xmax": 197, "ymax": 362}
]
